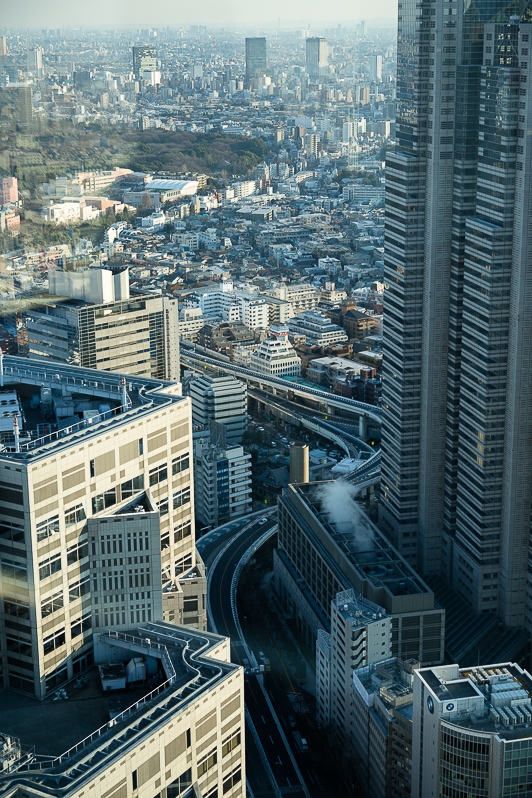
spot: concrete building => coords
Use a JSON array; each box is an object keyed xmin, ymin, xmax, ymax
[
  {"xmin": 132, "ymin": 44, "xmax": 157, "ymax": 78},
  {"xmin": 0, "ymin": 623, "xmax": 245, "ymax": 798},
  {"xmin": 178, "ymin": 305, "xmax": 205, "ymax": 342},
  {"xmin": 306, "ymin": 37, "xmax": 328, "ymax": 79},
  {"xmin": 316, "ymin": 590, "xmax": 414, "ymax": 798},
  {"xmin": 270, "ymin": 283, "xmax": 318, "ymax": 314},
  {"xmin": 0, "ymin": 357, "xmax": 205, "ymax": 699},
  {"xmin": 194, "ymin": 441, "xmax": 252, "ymax": 529},
  {"xmin": 245, "ymin": 37, "xmax": 266, "ymax": 85},
  {"xmin": 274, "ymin": 482, "xmax": 444, "ymax": 664},
  {"xmin": 412, "ymin": 662, "xmax": 532, "ymax": 798},
  {"xmin": 288, "ymin": 310, "xmax": 348, "ymax": 348},
  {"xmin": 239, "ymin": 296, "xmax": 269, "ymax": 331},
  {"xmin": 316, "ymin": 590, "xmax": 391, "ymax": 740},
  {"xmin": 380, "ymin": 0, "xmax": 532, "ymax": 632},
  {"xmin": 249, "ymin": 326, "xmax": 301, "ymax": 377},
  {"xmin": 188, "ymin": 374, "xmax": 247, "ymax": 446},
  {"xmin": 26, "ymin": 267, "xmax": 180, "ymax": 382},
  {"xmin": 0, "ymin": 177, "xmax": 18, "ymax": 205},
  {"xmin": 351, "ymin": 657, "xmax": 414, "ymax": 798}
]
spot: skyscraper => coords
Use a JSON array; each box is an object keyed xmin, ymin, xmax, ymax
[
  {"xmin": 305, "ymin": 37, "xmax": 328, "ymax": 79},
  {"xmin": 26, "ymin": 267, "xmax": 180, "ymax": 382},
  {"xmin": 380, "ymin": 1, "xmax": 532, "ymax": 630},
  {"xmin": 245, "ymin": 37, "xmax": 266, "ymax": 85},
  {"xmin": 0, "ymin": 357, "xmax": 205, "ymax": 699},
  {"xmin": 132, "ymin": 44, "xmax": 157, "ymax": 78}
]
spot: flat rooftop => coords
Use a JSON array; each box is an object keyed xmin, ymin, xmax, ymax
[
  {"xmin": 297, "ymin": 482, "xmax": 431, "ymax": 598},
  {"xmin": 421, "ymin": 663, "xmax": 532, "ymax": 741},
  {"xmin": 0, "ymin": 623, "xmax": 237, "ymax": 796},
  {"xmin": 0, "ymin": 356, "xmax": 183, "ymax": 462}
]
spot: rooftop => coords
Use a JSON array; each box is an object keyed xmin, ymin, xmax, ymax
[
  {"xmin": 0, "ymin": 356, "xmax": 183, "ymax": 463},
  {"xmin": 0, "ymin": 623, "xmax": 237, "ymax": 796},
  {"xmin": 420, "ymin": 663, "xmax": 532, "ymax": 741},
  {"xmin": 296, "ymin": 482, "xmax": 432, "ymax": 599}
]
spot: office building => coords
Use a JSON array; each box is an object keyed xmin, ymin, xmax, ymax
[
  {"xmin": 245, "ymin": 37, "xmax": 266, "ymax": 85},
  {"xmin": 132, "ymin": 44, "xmax": 157, "ymax": 78},
  {"xmin": 287, "ymin": 310, "xmax": 348, "ymax": 348},
  {"xmin": 412, "ymin": 662, "xmax": 532, "ymax": 797},
  {"xmin": 26, "ymin": 267, "xmax": 179, "ymax": 381},
  {"xmin": 194, "ymin": 441, "xmax": 252, "ymax": 529},
  {"xmin": 26, "ymin": 46, "xmax": 43, "ymax": 77},
  {"xmin": 0, "ymin": 356, "xmax": 205, "ymax": 699},
  {"xmin": 274, "ymin": 481, "xmax": 445, "ymax": 664},
  {"xmin": 368, "ymin": 54, "xmax": 383, "ymax": 82},
  {"xmin": 380, "ymin": 0, "xmax": 532, "ymax": 630},
  {"xmin": 0, "ymin": 623, "xmax": 245, "ymax": 798},
  {"xmin": 317, "ymin": 591, "xmax": 414, "ymax": 798},
  {"xmin": 306, "ymin": 37, "xmax": 328, "ymax": 79},
  {"xmin": 250, "ymin": 326, "xmax": 301, "ymax": 377},
  {"xmin": 316, "ymin": 590, "xmax": 391, "ymax": 740},
  {"xmin": 188, "ymin": 374, "xmax": 247, "ymax": 446},
  {"xmin": 351, "ymin": 657, "xmax": 414, "ymax": 798}
]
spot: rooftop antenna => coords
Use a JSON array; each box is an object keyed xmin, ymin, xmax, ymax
[{"xmin": 13, "ymin": 416, "xmax": 20, "ymax": 453}]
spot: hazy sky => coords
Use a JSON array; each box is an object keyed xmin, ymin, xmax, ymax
[{"xmin": 3, "ymin": 0, "xmax": 398, "ymax": 29}]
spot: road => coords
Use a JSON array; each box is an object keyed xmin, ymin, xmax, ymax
[{"xmin": 205, "ymin": 516, "xmax": 310, "ymax": 798}]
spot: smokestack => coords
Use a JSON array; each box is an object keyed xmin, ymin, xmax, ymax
[{"xmin": 13, "ymin": 416, "xmax": 20, "ymax": 452}]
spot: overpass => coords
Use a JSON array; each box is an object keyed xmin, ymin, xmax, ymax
[{"xmin": 180, "ymin": 342, "xmax": 382, "ymax": 439}]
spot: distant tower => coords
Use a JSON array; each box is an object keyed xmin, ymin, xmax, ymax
[
  {"xmin": 245, "ymin": 37, "xmax": 266, "ymax": 85},
  {"xmin": 27, "ymin": 46, "xmax": 44, "ymax": 77},
  {"xmin": 132, "ymin": 44, "xmax": 157, "ymax": 78},
  {"xmin": 0, "ymin": 36, "xmax": 8, "ymax": 58},
  {"xmin": 306, "ymin": 37, "xmax": 328, "ymax": 79},
  {"xmin": 368, "ymin": 54, "xmax": 382, "ymax": 82}
]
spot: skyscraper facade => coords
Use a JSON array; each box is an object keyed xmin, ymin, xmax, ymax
[
  {"xmin": 380, "ymin": 0, "xmax": 532, "ymax": 630},
  {"xmin": 0, "ymin": 358, "xmax": 205, "ymax": 699},
  {"xmin": 305, "ymin": 37, "xmax": 328, "ymax": 79},
  {"xmin": 245, "ymin": 37, "xmax": 266, "ymax": 85},
  {"xmin": 26, "ymin": 267, "xmax": 180, "ymax": 382}
]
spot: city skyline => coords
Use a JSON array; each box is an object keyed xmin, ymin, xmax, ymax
[{"xmin": 1, "ymin": 0, "xmax": 398, "ymax": 29}]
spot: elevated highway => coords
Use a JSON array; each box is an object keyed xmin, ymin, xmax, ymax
[{"xmin": 180, "ymin": 342, "xmax": 382, "ymax": 438}]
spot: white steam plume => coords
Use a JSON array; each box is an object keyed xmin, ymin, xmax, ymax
[{"xmin": 317, "ymin": 480, "xmax": 374, "ymax": 550}]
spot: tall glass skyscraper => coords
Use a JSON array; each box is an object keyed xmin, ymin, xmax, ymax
[
  {"xmin": 380, "ymin": 0, "xmax": 532, "ymax": 631},
  {"xmin": 245, "ymin": 37, "xmax": 266, "ymax": 85}
]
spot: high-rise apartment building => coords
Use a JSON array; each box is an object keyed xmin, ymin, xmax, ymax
[
  {"xmin": 245, "ymin": 37, "xmax": 266, "ymax": 85},
  {"xmin": 380, "ymin": 0, "xmax": 532, "ymax": 630},
  {"xmin": 26, "ymin": 267, "xmax": 179, "ymax": 381},
  {"xmin": 305, "ymin": 37, "xmax": 328, "ymax": 79},
  {"xmin": 132, "ymin": 44, "xmax": 157, "ymax": 78},
  {"xmin": 0, "ymin": 357, "xmax": 205, "ymax": 699}
]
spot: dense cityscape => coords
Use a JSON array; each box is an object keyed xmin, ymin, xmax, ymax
[{"xmin": 0, "ymin": 3, "xmax": 531, "ymax": 798}]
